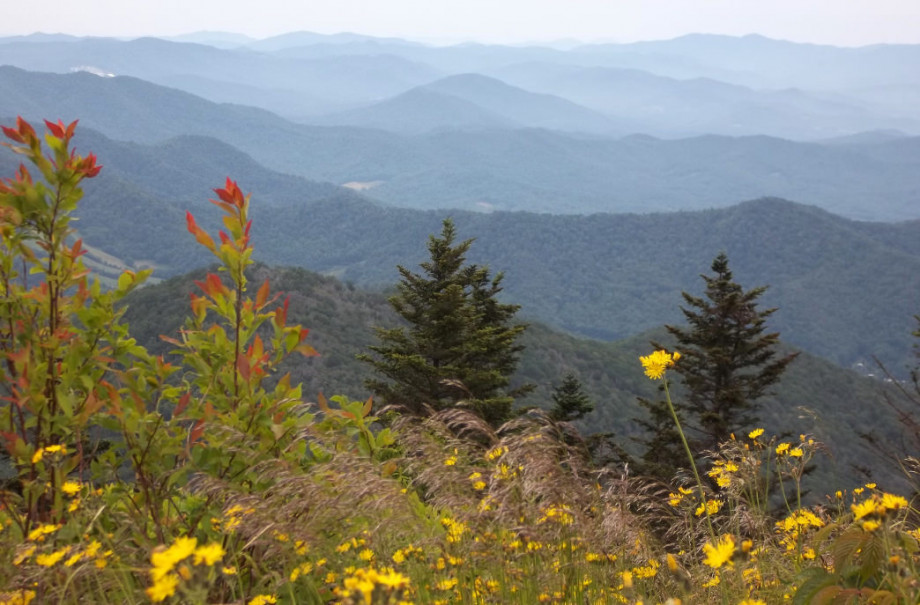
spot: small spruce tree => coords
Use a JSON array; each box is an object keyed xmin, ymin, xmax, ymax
[
  {"xmin": 549, "ymin": 373, "xmax": 595, "ymax": 422},
  {"xmin": 359, "ymin": 219, "xmax": 530, "ymax": 426}
]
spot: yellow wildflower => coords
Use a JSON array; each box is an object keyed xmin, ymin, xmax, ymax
[
  {"xmin": 61, "ymin": 481, "xmax": 81, "ymax": 496},
  {"xmin": 36, "ymin": 546, "xmax": 71, "ymax": 567},
  {"xmin": 851, "ymin": 498, "xmax": 878, "ymax": 520},
  {"xmin": 702, "ymin": 535, "xmax": 735, "ymax": 569},
  {"xmin": 639, "ymin": 350, "xmax": 678, "ymax": 380},
  {"xmin": 666, "ymin": 553, "xmax": 679, "ymax": 572},
  {"xmin": 84, "ymin": 540, "xmax": 102, "ymax": 558},
  {"xmin": 695, "ymin": 499, "xmax": 722, "ymax": 517},
  {"xmin": 290, "ymin": 562, "xmax": 313, "ymax": 582},
  {"xmin": 862, "ymin": 519, "xmax": 881, "ymax": 531},
  {"xmin": 65, "ymin": 552, "xmax": 83, "ymax": 567},
  {"xmin": 27, "ymin": 524, "xmax": 60, "ymax": 542},
  {"xmin": 146, "ymin": 573, "xmax": 179, "ymax": 602},
  {"xmin": 775, "ymin": 443, "xmax": 790, "ymax": 455},
  {"xmin": 150, "ymin": 536, "xmax": 197, "ymax": 580},
  {"xmin": 748, "ymin": 428, "xmax": 764, "ymax": 440},
  {"xmin": 375, "ymin": 568, "xmax": 410, "ymax": 589},
  {"xmin": 192, "ymin": 543, "xmax": 225, "ymax": 566},
  {"xmin": 486, "ymin": 446, "xmax": 506, "ymax": 460},
  {"xmin": 247, "ymin": 596, "xmax": 277, "ymax": 605},
  {"xmin": 0, "ymin": 590, "xmax": 35, "ymax": 605},
  {"xmin": 880, "ymin": 492, "xmax": 908, "ymax": 511}
]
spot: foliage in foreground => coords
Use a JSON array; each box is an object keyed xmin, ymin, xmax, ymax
[{"xmin": 0, "ymin": 118, "xmax": 919, "ymax": 604}]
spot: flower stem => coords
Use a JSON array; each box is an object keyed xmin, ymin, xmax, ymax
[{"xmin": 662, "ymin": 378, "xmax": 716, "ymax": 540}]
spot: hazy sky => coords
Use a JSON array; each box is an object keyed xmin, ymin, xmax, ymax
[{"xmin": 5, "ymin": 0, "xmax": 920, "ymax": 46}]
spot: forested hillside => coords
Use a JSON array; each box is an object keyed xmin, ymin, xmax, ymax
[
  {"xmin": 3, "ymin": 122, "xmax": 917, "ymax": 372},
  {"xmin": 121, "ymin": 263, "xmax": 911, "ymax": 496}
]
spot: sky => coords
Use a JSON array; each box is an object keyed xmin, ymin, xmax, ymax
[{"xmin": 4, "ymin": 0, "xmax": 920, "ymax": 47}]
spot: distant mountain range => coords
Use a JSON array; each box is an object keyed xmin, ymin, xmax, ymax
[
  {"xmin": 315, "ymin": 73, "xmax": 623, "ymax": 135},
  {"xmin": 1, "ymin": 67, "xmax": 918, "ymax": 220},
  {"xmin": 1, "ymin": 32, "xmax": 917, "ymax": 137}
]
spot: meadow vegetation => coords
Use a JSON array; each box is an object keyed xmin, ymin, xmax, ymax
[{"xmin": 1, "ymin": 118, "xmax": 919, "ymax": 604}]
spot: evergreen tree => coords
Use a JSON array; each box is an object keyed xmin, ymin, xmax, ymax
[
  {"xmin": 549, "ymin": 373, "xmax": 595, "ymax": 422},
  {"xmin": 359, "ymin": 219, "xmax": 530, "ymax": 426},
  {"xmin": 667, "ymin": 252, "xmax": 797, "ymax": 453}
]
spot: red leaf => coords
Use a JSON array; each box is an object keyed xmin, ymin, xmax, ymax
[
  {"xmin": 0, "ymin": 431, "xmax": 21, "ymax": 456},
  {"xmin": 1, "ymin": 125, "xmax": 23, "ymax": 143},
  {"xmin": 274, "ymin": 297, "xmax": 289, "ymax": 328},
  {"xmin": 189, "ymin": 293, "xmax": 208, "ymax": 318},
  {"xmin": 206, "ymin": 273, "xmax": 227, "ymax": 297},
  {"xmin": 17, "ymin": 117, "xmax": 36, "ymax": 142},
  {"xmin": 174, "ymin": 392, "xmax": 190, "ymax": 417},
  {"xmin": 188, "ymin": 419, "xmax": 205, "ymax": 449},
  {"xmin": 71, "ymin": 239, "xmax": 85, "ymax": 258},
  {"xmin": 295, "ymin": 344, "xmax": 319, "ymax": 357},
  {"xmin": 236, "ymin": 353, "xmax": 251, "ymax": 382},
  {"xmin": 79, "ymin": 390, "xmax": 104, "ymax": 423},
  {"xmin": 186, "ymin": 212, "xmax": 216, "ymax": 251},
  {"xmin": 16, "ymin": 164, "xmax": 32, "ymax": 185},
  {"xmin": 80, "ymin": 153, "xmax": 102, "ymax": 178},
  {"xmin": 213, "ymin": 178, "xmax": 246, "ymax": 208},
  {"xmin": 255, "ymin": 279, "xmax": 270, "ymax": 309},
  {"xmin": 44, "ymin": 119, "xmax": 65, "ymax": 138}
]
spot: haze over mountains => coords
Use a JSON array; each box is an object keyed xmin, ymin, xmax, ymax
[
  {"xmin": 1, "ymin": 29, "xmax": 918, "ymax": 380},
  {"xmin": 1, "ymin": 65, "xmax": 919, "ymax": 220},
  {"xmin": 1, "ymin": 31, "xmax": 918, "ymax": 137}
]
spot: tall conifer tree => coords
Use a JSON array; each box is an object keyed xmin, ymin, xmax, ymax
[
  {"xmin": 667, "ymin": 252, "xmax": 797, "ymax": 453},
  {"xmin": 360, "ymin": 219, "xmax": 530, "ymax": 426}
]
